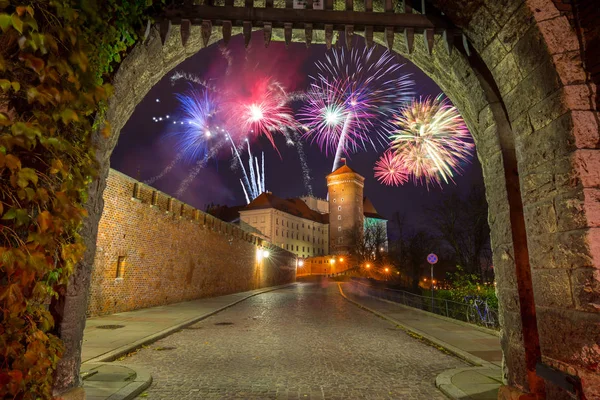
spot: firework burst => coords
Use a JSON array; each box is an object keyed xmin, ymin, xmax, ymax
[
  {"xmin": 374, "ymin": 151, "xmax": 409, "ymax": 186},
  {"xmin": 299, "ymin": 46, "xmax": 414, "ymax": 171},
  {"xmin": 389, "ymin": 94, "xmax": 474, "ymax": 187},
  {"xmin": 227, "ymin": 78, "xmax": 297, "ymax": 151}
]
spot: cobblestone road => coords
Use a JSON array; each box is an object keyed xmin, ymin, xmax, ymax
[{"xmin": 117, "ymin": 280, "xmax": 465, "ymax": 399}]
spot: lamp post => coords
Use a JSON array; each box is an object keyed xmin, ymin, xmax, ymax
[{"xmin": 426, "ymin": 253, "xmax": 438, "ymax": 313}]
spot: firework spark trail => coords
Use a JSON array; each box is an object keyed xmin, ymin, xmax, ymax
[
  {"xmin": 282, "ymin": 128, "xmax": 313, "ymax": 195},
  {"xmin": 389, "ymin": 94, "xmax": 474, "ymax": 187},
  {"xmin": 175, "ymin": 142, "xmax": 225, "ymax": 197},
  {"xmin": 331, "ymin": 112, "xmax": 353, "ymax": 171},
  {"xmin": 231, "ymin": 140, "xmax": 266, "ymax": 204},
  {"xmin": 144, "ymin": 153, "xmax": 184, "ymax": 185},
  {"xmin": 170, "ymin": 71, "xmax": 215, "ymax": 91}
]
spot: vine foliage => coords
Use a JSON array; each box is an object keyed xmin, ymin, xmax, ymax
[{"xmin": 0, "ymin": 1, "xmax": 154, "ymax": 398}]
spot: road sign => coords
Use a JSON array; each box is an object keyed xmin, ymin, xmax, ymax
[{"xmin": 427, "ymin": 253, "xmax": 438, "ymax": 264}]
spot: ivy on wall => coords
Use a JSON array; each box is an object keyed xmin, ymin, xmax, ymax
[{"xmin": 0, "ymin": 1, "xmax": 157, "ymax": 398}]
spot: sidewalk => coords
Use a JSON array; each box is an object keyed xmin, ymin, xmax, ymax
[
  {"xmin": 339, "ymin": 282, "xmax": 503, "ymax": 400},
  {"xmin": 81, "ymin": 283, "xmax": 295, "ymax": 399}
]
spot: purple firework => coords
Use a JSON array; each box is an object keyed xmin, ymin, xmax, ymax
[{"xmin": 299, "ymin": 46, "xmax": 414, "ymax": 171}]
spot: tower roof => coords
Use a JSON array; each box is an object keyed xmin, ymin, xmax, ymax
[
  {"xmin": 363, "ymin": 197, "xmax": 386, "ymax": 220},
  {"xmin": 326, "ymin": 163, "xmax": 364, "ymax": 180}
]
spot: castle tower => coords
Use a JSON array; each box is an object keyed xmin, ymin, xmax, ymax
[{"xmin": 326, "ymin": 160, "xmax": 365, "ymax": 255}]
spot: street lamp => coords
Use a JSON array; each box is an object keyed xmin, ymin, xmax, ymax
[
  {"xmin": 365, "ymin": 263, "xmax": 371, "ymax": 269},
  {"xmin": 298, "ymin": 260, "xmax": 304, "ymax": 267},
  {"xmin": 262, "ymin": 250, "xmax": 270, "ymax": 258},
  {"xmin": 384, "ymin": 267, "xmax": 389, "ymax": 273},
  {"xmin": 339, "ymin": 257, "xmax": 344, "ymax": 262}
]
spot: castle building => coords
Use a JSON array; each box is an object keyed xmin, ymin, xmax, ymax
[{"xmin": 232, "ymin": 161, "xmax": 386, "ymax": 260}]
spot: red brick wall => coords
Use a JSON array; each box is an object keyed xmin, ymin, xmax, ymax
[{"xmin": 87, "ymin": 169, "xmax": 296, "ymax": 317}]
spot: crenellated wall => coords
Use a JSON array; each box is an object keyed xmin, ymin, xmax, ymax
[{"xmin": 87, "ymin": 169, "xmax": 296, "ymax": 317}]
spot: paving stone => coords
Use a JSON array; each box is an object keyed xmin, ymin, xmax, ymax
[{"xmin": 115, "ymin": 282, "xmax": 464, "ymax": 399}]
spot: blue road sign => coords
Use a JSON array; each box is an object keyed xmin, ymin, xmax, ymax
[{"xmin": 427, "ymin": 253, "xmax": 438, "ymax": 264}]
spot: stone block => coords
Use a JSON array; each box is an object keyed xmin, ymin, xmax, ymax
[
  {"xmin": 465, "ymin": 5, "xmax": 502, "ymax": 52},
  {"xmin": 512, "ymin": 25, "xmax": 550, "ymax": 78},
  {"xmin": 520, "ymin": 170, "xmax": 555, "ymax": 205},
  {"xmin": 572, "ymin": 111, "xmax": 600, "ymax": 149},
  {"xmin": 524, "ymin": 200, "xmax": 557, "ymax": 236},
  {"xmin": 485, "ymin": 174, "xmax": 510, "ymax": 217},
  {"xmin": 552, "ymin": 51, "xmax": 587, "ymax": 86},
  {"xmin": 528, "ymin": 0, "xmax": 561, "ymax": 22},
  {"xmin": 489, "ymin": 210, "xmax": 513, "ymax": 248},
  {"xmin": 528, "ymin": 229, "xmax": 592, "ymax": 270},
  {"xmin": 570, "ymin": 267, "xmax": 600, "ymax": 311},
  {"xmin": 537, "ymin": 16, "xmax": 580, "ymax": 55},
  {"xmin": 484, "ymin": 0, "xmax": 525, "ymax": 27},
  {"xmin": 504, "ymin": 59, "xmax": 561, "ymax": 122},
  {"xmin": 502, "ymin": 342, "xmax": 529, "ymax": 391},
  {"xmin": 492, "ymin": 244, "xmax": 518, "ymax": 288},
  {"xmin": 481, "ymin": 37, "xmax": 509, "ymax": 71},
  {"xmin": 555, "ymin": 190, "xmax": 587, "ymax": 231},
  {"xmin": 517, "ymin": 112, "xmax": 574, "ymax": 174},
  {"xmin": 531, "ymin": 268, "xmax": 574, "ymax": 308},
  {"xmin": 563, "ymin": 84, "xmax": 597, "ymax": 111},
  {"xmin": 496, "ymin": 287, "xmax": 522, "ymax": 316},
  {"xmin": 497, "ymin": 3, "xmax": 535, "ymax": 51},
  {"xmin": 527, "ymin": 90, "xmax": 568, "ymax": 131},
  {"xmin": 492, "ymin": 53, "xmax": 524, "ymax": 96},
  {"xmin": 572, "ymin": 149, "xmax": 600, "ymax": 188},
  {"xmin": 536, "ymin": 307, "xmax": 600, "ymax": 372}
]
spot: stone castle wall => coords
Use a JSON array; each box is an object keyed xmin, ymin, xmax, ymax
[{"xmin": 87, "ymin": 169, "xmax": 296, "ymax": 317}]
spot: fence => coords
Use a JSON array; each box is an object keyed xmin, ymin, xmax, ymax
[{"xmin": 346, "ymin": 279, "xmax": 500, "ymax": 330}]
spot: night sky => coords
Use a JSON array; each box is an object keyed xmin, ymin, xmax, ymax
[{"xmin": 112, "ymin": 31, "xmax": 484, "ymax": 237}]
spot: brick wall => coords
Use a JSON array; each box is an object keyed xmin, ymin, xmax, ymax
[{"xmin": 87, "ymin": 169, "xmax": 296, "ymax": 317}]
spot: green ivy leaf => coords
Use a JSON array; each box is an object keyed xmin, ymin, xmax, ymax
[
  {"xmin": 11, "ymin": 13, "xmax": 23, "ymax": 33},
  {"xmin": 2, "ymin": 208, "xmax": 16, "ymax": 220},
  {"xmin": 0, "ymin": 79, "xmax": 10, "ymax": 91},
  {"xmin": 0, "ymin": 14, "xmax": 11, "ymax": 31}
]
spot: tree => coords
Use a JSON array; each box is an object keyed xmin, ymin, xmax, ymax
[
  {"xmin": 429, "ymin": 185, "xmax": 492, "ymax": 277},
  {"xmin": 349, "ymin": 220, "xmax": 388, "ymax": 265}
]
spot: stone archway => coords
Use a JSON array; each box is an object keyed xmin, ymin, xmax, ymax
[{"xmin": 54, "ymin": 1, "xmax": 599, "ymax": 398}]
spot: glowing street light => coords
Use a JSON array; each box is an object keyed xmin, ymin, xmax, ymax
[
  {"xmin": 262, "ymin": 250, "xmax": 270, "ymax": 258},
  {"xmin": 365, "ymin": 263, "xmax": 371, "ymax": 269},
  {"xmin": 330, "ymin": 259, "xmax": 336, "ymax": 264},
  {"xmin": 384, "ymin": 267, "xmax": 389, "ymax": 273},
  {"xmin": 298, "ymin": 260, "xmax": 304, "ymax": 267},
  {"xmin": 339, "ymin": 257, "xmax": 344, "ymax": 262}
]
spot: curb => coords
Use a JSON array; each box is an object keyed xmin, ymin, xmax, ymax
[
  {"xmin": 436, "ymin": 368, "xmax": 474, "ymax": 400},
  {"xmin": 84, "ymin": 283, "xmax": 296, "ymax": 364},
  {"xmin": 337, "ymin": 283, "xmax": 494, "ymax": 368},
  {"xmin": 83, "ymin": 362, "xmax": 153, "ymax": 400}
]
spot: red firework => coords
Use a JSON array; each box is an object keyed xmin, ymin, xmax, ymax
[
  {"xmin": 374, "ymin": 150, "xmax": 409, "ymax": 186},
  {"xmin": 227, "ymin": 77, "xmax": 296, "ymax": 149}
]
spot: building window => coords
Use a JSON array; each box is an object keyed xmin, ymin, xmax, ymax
[
  {"xmin": 296, "ymin": 245, "xmax": 299, "ymax": 251},
  {"xmin": 341, "ymin": 198, "xmax": 344, "ymax": 202},
  {"xmin": 302, "ymin": 246, "xmax": 305, "ymax": 251},
  {"xmin": 338, "ymin": 206, "xmax": 342, "ymax": 211},
  {"xmin": 287, "ymin": 221, "xmax": 289, "ymax": 227},
  {"xmin": 276, "ymin": 218, "xmax": 279, "ymax": 225},
  {"xmin": 338, "ymin": 215, "xmax": 341, "ymax": 220},
  {"xmin": 116, "ymin": 256, "xmax": 125, "ymax": 279},
  {"xmin": 302, "ymin": 223, "xmax": 305, "ymax": 228},
  {"xmin": 286, "ymin": 231, "xmax": 289, "ymax": 238},
  {"xmin": 338, "ymin": 226, "xmax": 342, "ymax": 231},
  {"xmin": 276, "ymin": 229, "xmax": 278, "ymax": 236},
  {"xmin": 302, "ymin": 235, "xmax": 305, "ymax": 240},
  {"xmin": 333, "ymin": 199, "xmax": 336, "ymax": 203},
  {"xmin": 296, "ymin": 233, "xmax": 299, "ymax": 239},
  {"xmin": 338, "ymin": 237, "xmax": 343, "ymax": 244}
]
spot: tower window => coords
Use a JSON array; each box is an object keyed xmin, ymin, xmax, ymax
[
  {"xmin": 341, "ymin": 198, "xmax": 344, "ymax": 202},
  {"xmin": 338, "ymin": 226, "xmax": 342, "ymax": 231},
  {"xmin": 333, "ymin": 199, "xmax": 336, "ymax": 203},
  {"xmin": 338, "ymin": 215, "xmax": 341, "ymax": 220},
  {"xmin": 338, "ymin": 206, "xmax": 342, "ymax": 211}
]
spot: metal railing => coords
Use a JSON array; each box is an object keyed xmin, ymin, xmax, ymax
[{"xmin": 346, "ymin": 280, "xmax": 499, "ymax": 330}]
